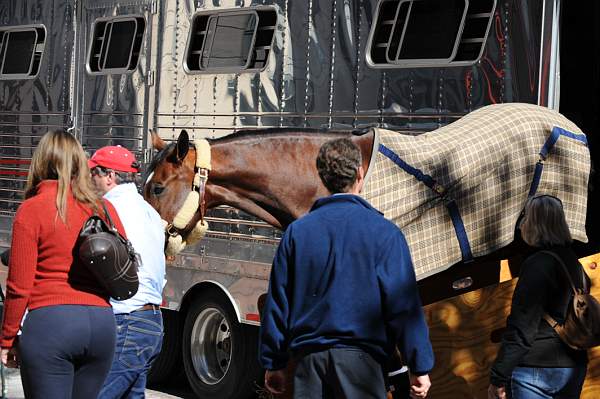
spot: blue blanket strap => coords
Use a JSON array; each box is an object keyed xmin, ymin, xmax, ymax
[
  {"xmin": 379, "ymin": 144, "xmax": 473, "ymax": 263},
  {"xmin": 529, "ymin": 126, "xmax": 588, "ymax": 198}
]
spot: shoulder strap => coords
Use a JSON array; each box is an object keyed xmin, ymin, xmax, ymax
[
  {"xmin": 541, "ymin": 250, "xmax": 586, "ymax": 331},
  {"xmin": 100, "ymin": 201, "xmax": 117, "ymax": 231},
  {"xmin": 539, "ymin": 250, "xmax": 584, "ymax": 294}
]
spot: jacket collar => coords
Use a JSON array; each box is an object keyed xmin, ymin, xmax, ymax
[
  {"xmin": 310, "ymin": 194, "xmax": 382, "ymax": 215},
  {"xmin": 104, "ymin": 182, "xmax": 138, "ymax": 201}
]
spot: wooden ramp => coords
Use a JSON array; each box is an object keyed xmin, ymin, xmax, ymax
[{"xmin": 426, "ymin": 253, "xmax": 600, "ymax": 398}]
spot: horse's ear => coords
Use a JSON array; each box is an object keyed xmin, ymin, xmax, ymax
[
  {"xmin": 150, "ymin": 129, "xmax": 166, "ymax": 151},
  {"xmin": 176, "ymin": 130, "xmax": 190, "ymax": 161}
]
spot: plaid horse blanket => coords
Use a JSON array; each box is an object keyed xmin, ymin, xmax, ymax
[{"xmin": 361, "ymin": 103, "xmax": 590, "ymax": 280}]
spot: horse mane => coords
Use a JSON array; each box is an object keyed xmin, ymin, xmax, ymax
[{"xmin": 209, "ymin": 127, "xmax": 373, "ymax": 143}]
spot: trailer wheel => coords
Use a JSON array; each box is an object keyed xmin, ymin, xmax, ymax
[
  {"xmin": 183, "ymin": 292, "xmax": 261, "ymax": 399},
  {"xmin": 147, "ymin": 309, "xmax": 182, "ymax": 385}
]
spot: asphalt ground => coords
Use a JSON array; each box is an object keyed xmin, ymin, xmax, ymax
[{"xmin": 0, "ymin": 366, "xmax": 194, "ymax": 398}]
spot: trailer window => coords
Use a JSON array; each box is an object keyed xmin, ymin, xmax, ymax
[
  {"xmin": 185, "ymin": 8, "xmax": 277, "ymax": 73},
  {"xmin": 367, "ymin": 0, "xmax": 496, "ymax": 68},
  {"xmin": 0, "ymin": 25, "xmax": 45, "ymax": 80},
  {"xmin": 87, "ymin": 16, "xmax": 145, "ymax": 75}
]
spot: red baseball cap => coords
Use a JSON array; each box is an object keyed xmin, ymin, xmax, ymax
[{"xmin": 88, "ymin": 145, "xmax": 139, "ymax": 173}]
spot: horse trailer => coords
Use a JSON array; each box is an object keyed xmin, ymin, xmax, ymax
[{"xmin": 0, "ymin": 0, "xmax": 598, "ymax": 398}]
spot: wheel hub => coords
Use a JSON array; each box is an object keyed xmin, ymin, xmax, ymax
[{"xmin": 190, "ymin": 307, "xmax": 232, "ymax": 385}]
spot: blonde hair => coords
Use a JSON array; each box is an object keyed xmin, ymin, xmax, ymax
[
  {"xmin": 519, "ymin": 194, "xmax": 572, "ymax": 247},
  {"xmin": 25, "ymin": 130, "xmax": 99, "ymax": 223}
]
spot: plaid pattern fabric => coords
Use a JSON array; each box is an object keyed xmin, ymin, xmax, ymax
[{"xmin": 361, "ymin": 103, "xmax": 590, "ymax": 280}]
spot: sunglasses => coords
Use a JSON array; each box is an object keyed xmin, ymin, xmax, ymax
[{"xmin": 91, "ymin": 166, "xmax": 111, "ymax": 177}]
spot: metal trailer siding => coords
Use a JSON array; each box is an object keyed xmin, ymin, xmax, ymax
[
  {"xmin": 152, "ymin": 0, "xmax": 549, "ymax": 137},
  {"xmin": 0, "ymin": 0, "xmax": 76, "ymax": 247},
  {"xmin": 151, "ymin": 0, "xmax": 553, "ymax": 324},
  {"xmin": 73, "ymin": 0, "xmax": 155, "ymax": 154},
  {"xmin": 0, "ymin": 0, "xmax": 557, "ymax": 325},
  {"xmin": 0, "ymin": 1, "xmax": 570, "ymax": 396}
]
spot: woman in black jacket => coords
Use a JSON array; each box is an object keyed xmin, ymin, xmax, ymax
[{"xmin": 488, "ymin": 195, "xmax": 588, "ymax": 399}]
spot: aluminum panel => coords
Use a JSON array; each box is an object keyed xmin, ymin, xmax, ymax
[
  {"xmin": 0, "ymin": 0, "xmax": 76, "ymax": 220},
  {"xmin": 77, "ymin": 0, "xmax": 153, "ymax": 151},
  {"xmin": 161, "ymin": 258, "xmax": 270, "ymax": 324}
]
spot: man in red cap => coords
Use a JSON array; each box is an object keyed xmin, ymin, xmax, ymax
[
  {"xmin": 88, "ymin": 145, "xmax": 140, "ymax": 194},
  {"xmin": 89, "ymin": 145, "xmax": 166, "ymax": 399}
]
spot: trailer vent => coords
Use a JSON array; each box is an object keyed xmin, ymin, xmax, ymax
[
  {"xmin": 367, "ymin": 0, "xmax": 496, "ymax": 68},
  {"xmin": 0, "ymin": 25, "xmax": 46, "ymax": 80},
  {"xmin": 87, "ymin": 16, "xmax": 145, "ymax": 75},
  {"xmin": 185, "ymin": 8, "xmax": 277, "ymax": 74}
]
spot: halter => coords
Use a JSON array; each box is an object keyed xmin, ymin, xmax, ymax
[{"xmin": 164, "ymin": 139, "xmax": 211, "ymax": 256}]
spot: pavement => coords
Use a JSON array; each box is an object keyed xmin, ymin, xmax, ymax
[
  {"xmin": 0, "ymin": 272, "xmax": 193, "ymax": 399},
  {"xmin": 0, "ymin": 366, "xmax": 188, "ymax": 398}
]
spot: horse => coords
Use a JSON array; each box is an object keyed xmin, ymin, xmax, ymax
[
  {"xmin": 143, "ymin": 103, "xmax": 590, "ymax": 297},
  {"xmin": 146, "ymin": 126, "xmax": 509, "ymax": 300}
]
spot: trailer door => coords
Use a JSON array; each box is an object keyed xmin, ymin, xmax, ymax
[{"xmin": 73, "ymin": 0, "xmax": 155, "ymax": 155}]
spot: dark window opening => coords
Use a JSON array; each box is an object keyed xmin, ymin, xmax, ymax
[
  {"xmin": 368, "ymin": 0, "xmax": 496, "ymax": 68},
  {"xmin": 185, "ymin": 7, "xmax": 277, "ymax": 73},
  {"xmin": 202, "ymin": 13, "xmax": 257, "ymax": 69},
  {"xmin": 0, "ymin": 25, "xmax": 45, "ymax": 79},
  {"xmin": 88, "ymin": 16, "xmax": 145, "ymax": 74}
]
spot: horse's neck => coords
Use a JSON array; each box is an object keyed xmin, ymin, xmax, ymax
[
  {"xmin": 208, "ymin": 131, "xmax": 374, "ymax": 227},
  {"xmin": 209, "ymin": 138, "xmax": 323, "ymax": 226}
]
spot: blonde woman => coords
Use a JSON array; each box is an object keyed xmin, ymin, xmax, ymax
[
  {"xmin": 0, "ymin": 131, "xmax": 126, "ymax": 398},
  {"xmin": 488, "ymin": 195, "xmax": 588, "ymax": 399}
]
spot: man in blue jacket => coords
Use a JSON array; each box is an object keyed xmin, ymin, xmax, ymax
[{"xmin": 259, "ymin": 138, "xmax": 434, "ymax": 398}]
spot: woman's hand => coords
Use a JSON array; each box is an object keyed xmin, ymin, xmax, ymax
[
  {"xmin": 487, "ymin": 384, "xmax": 506, "ymax": 399},
  {"xmin": 1, "ymin": 347, "xmax": 19, "ymax": 368}
]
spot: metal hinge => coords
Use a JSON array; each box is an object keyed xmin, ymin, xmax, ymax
[
  {"xmin": 151, "ymin": 0, "xmax": 159, "ymax": 14},
  {"xmin": 147, "ymin": 70, "xmax": 155, "ymax": 86},
  {"xmin": 143, "ymin": 147, "xmax": 155, "ymax": 164}
]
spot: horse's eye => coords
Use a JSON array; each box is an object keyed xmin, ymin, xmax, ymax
[{"xmin": 152, "ymin": 184, "xmax": 165, "ymax": 196}]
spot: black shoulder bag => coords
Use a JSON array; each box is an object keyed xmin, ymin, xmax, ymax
[{"xmin": 77, "ymin": 202, "xmax": 139, "ymax": 300}]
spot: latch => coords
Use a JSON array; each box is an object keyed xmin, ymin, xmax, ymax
[{"xmin": 147, "ymin": 70, "xmax": 155, "ymax": 86}]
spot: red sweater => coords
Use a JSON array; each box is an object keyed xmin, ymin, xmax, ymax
[{"xmin": 0, "ymin": 180, "xmax": 126, "ymax": 348}]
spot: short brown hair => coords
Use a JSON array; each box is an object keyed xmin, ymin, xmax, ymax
[
  {"xmin": 316, "ymin": 138, "xmax": 362, "ymax": 194},
  {"xmin": 519, "ymin": 194, "xmax": 572, "ymax": 247}
]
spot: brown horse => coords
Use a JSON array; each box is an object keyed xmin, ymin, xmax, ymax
[
  {"xmin": 144, "ymin": 127, "xmax": 514, "ymax": 305},
  {"xmin": 144, "ymin": 128, "xmax": 375, "ymax": 230}
]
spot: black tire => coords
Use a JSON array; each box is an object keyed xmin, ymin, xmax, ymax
[
  {"xmin": 147, "ymin": 309, "xmax": 183, "ymax": 385},
  {"xmin": 182, "ymin": 291, "xmax": 262, "ymax": 399}
]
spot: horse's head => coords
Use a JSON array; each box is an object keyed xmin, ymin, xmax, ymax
[{"xmin": 144, "ymin": 129, "xmax": 199, "ymax": 225}]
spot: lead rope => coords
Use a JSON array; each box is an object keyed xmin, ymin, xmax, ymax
[{"xmin": 164, "ymin": 139, "xmax": 211, "ymax": 256}]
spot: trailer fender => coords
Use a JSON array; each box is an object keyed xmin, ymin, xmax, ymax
[{"xmin": 178, "ymin": 280, "xmax": 242, "ymax": 323}]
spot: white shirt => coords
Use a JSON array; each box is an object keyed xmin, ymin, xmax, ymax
[{"xmin": 104, "ymin": 183, "xmax": 166, "ymax": 314}]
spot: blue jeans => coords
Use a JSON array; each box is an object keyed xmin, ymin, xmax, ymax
[
  {"xmin": 98, "ymin": 309, "xmax": 163, "ymax": 399},
  {"xmin": 18, "ymin": 305, "xmax": 116, "ymax": 399},
  {"xmin": 511, "ymin": 366, "xmax": 587, "ymax": 399}
]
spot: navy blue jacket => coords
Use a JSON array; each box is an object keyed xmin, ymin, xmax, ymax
[{"xmin": 258, "ymin": 194, "xmax": 434, "ymax": 374}]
